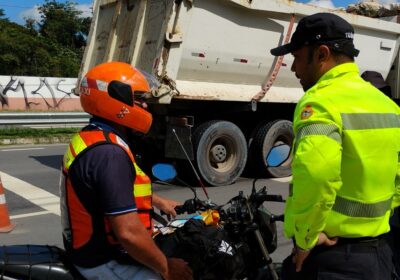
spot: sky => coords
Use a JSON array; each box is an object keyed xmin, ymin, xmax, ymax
[
  {"xmin": 0, "ymin": 0, "xmax": 93, "ymax": 25},
  {"xmin": 0, "ymin": 0, "xmax": 399, "ymax": 25},
  {"xmin": 298, "ymin": 0, "xmax": 399, "ymax": 9}
]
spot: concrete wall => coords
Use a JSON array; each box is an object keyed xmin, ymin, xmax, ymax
[{"xmin": 0, "ymin": 76, "xmax": 82, "ymax": 111}]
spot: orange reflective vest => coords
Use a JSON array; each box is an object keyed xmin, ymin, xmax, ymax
[{"xmin": 61, "ymin": 129, "xmax": 153, "ymax": 250}]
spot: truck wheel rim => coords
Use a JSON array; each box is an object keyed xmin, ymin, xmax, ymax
[{"xmin": 210, "ymin": 144, "xmax": 227, "ymax": 163}]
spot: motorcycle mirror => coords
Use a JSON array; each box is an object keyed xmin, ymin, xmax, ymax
[
  {"xmin": 152, "ymin": 163, "xmax": 177, "ymax": 182},
  {"xmin": 266, "ymin": 144, "xmax": 290, "ymax": 167}
]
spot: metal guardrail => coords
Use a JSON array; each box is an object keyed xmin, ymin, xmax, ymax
[{"xmin": 0, "ymin": 112, "xmax": 90, "ymax": 128}]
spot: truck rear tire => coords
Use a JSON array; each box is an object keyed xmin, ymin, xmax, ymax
[
  {"xmin": 248, "ymin": 120, "xmax": 293, "ymax": 178},
  {"xmin": 193, "ymin": 120, "xmax": 247, "ymax": 186}
]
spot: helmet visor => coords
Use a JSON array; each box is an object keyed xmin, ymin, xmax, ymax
[
  {"xmin": 138, "ymin": 69, "xmax": 160, "ymax": 92},
  {"xmin": 132, "ymin": 69, "xmax": 160, "ymax": 102}
]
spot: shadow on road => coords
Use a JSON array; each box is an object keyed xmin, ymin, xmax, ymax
[{"xmin": 29, "ymin": 155, "xmax": 63, "ymax": 170}]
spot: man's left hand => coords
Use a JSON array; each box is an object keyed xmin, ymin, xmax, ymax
[
  {"xmin": 153, "ymin": 194, "xmax": 181, "ymax": 218},
  {"xmin": 292, "ymin": 232, "xmax": 338, "ymax": 272}
]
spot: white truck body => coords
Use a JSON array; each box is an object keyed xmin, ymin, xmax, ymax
[{"xmin": 79, "ymin": 0, "xmax": 400, "ymax": 186}]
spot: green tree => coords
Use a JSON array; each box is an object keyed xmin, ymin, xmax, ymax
[
  {"xmin": 0, "ymin": 8, "xmax": 8, "ymax": 21},
  {"xmin": 0, "ymin": 1, "xmax": 92, "ymax": 77},
  {"xmin": 0, "ymin": 20, "xmax": 80, "ymax": 77},
  {"xmin": 38, "ymin": 0, "xmax": 91, "ymax": 49},
  {"xmin": 24, "ymin": 18, "xmax": 38, "ymax": 36}
]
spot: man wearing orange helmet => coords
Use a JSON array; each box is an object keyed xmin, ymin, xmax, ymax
[{"xmin": 59, "ymin": 62, "xmax": 192, "ymax": 280}]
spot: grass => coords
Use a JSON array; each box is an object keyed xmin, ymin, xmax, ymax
[{"xmin": 0, "ymin": 127, "xmax": 80, "ymax": 140}]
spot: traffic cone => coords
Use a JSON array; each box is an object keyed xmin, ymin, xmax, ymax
[{"xmin": 0, "ymin": 175, "xmax": 14, "ymax": 233}]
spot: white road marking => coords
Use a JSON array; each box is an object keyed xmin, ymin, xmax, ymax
[
  {"xmin": 1, "ymin": 171, "xmax": 60, "ymax": 217},
  {"xmin": 0, "ymin": 194, "xmax": 5, "ymax": 204},
  {"xmin": 11, "ymin": 210, "xmax": 52, "ymax": 220},
  {"xmin": 1, "ymin": 148, "xmax": 45, "ymax": 152},
  {"xmin": 270, "ymin": 176, "xmax": 292, "ymax": 183},
  {"xmin": 0, "ymin": 144, "xmax": 67, "ymax": 152}
]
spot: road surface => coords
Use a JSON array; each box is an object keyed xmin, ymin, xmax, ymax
[{"xmin": 0, "ymin": 143, "xmax": 292, "ymax": 263}]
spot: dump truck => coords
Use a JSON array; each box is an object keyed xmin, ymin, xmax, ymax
[{"xmin": 78, "ymin": 0, "xmax": 400, "ymax": 186}]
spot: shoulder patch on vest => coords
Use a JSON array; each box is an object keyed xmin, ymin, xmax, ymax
[{"xmin": 301, "ymin": 105, "xmax": 314, "ymax": 120}]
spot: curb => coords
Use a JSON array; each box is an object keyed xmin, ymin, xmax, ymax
[{"xmin": 0, "ymin": 136, "xmax": 71, "ymax": 145}]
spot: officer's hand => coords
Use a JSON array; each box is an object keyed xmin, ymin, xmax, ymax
[
  {"xmin": 293, "ymin": 232, "xmax": 337, "ymax": 272},
  {"xmin": 317, "ymin": 232, "xmax": 338, "ymax": 246},
  {"xmin": 163, "ymin": 258, "xmax": 193, "ymax": 280},
  {"xmin": 292, "ymin": 247, "xmax": 310, "ymax": 272}
]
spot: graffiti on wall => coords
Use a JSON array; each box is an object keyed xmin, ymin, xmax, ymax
[{"xmin": 0, "ymin": 76, "xmax": 82, "ymax": 111}]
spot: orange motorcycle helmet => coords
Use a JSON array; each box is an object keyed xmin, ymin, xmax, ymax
[{"xmin": 79, "ymin": 62, "xmax": 158, "ymax": 134}]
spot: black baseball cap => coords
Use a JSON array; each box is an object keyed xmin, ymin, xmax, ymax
[{"xmin": 270, "ymin": 13, "xmax": 360, "ymax": 57}]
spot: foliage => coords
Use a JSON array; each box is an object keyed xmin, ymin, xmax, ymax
[
  {"xmin": 0, "ymin": 1, "xmax": 92, "ymax": 77},
  {"xmin": 0, "ymin": 8, "xmax": 7, "ymax": 20},
  {"xmin": 0, "ymin": 20, "xmax": 82, "ymax": 77},
  {"xmin": 38, "ymin": 0, "xmax": 91, "ymax": 49},
  {"xmin": 0, "ymin": 127, "xmax": 80, "ymax": 139},
  {"xmin": 24, "ymin": 18, "xmax": 37, "ymax": 36}
]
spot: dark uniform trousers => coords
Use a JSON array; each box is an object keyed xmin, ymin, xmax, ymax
[
  {"xmin": 387, "ymin": 208, "xmax": 400, "ymax": 277},
  {"xmin": 281, "ymin": 237, "xmax": 394, "ymax": 280}
]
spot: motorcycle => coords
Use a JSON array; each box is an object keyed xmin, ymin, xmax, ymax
[
  {"xmin": 0, "ymin": 163, "xmax": 284, "ymax": 280},
  {"xmin": 152, "ymin": 163, "xmax": 285, "ymax": 280}
]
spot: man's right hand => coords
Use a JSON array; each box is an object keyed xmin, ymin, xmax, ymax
[
  {"xmin": 317, "ymin": 232, "xmax": 338, "ymax": 246},
  {"xmin": 163, "ymin": 258, "xmax": 193, "ymax": 280}
]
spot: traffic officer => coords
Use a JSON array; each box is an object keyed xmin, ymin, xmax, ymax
[{"xmin": 270, "ymin": 13, "xmax": 400, "ymax": 279}]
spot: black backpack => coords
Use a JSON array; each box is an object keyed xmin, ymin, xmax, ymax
[{"xmin": 155, "ymin": 219, "xmax": 245, "ymax": 280}]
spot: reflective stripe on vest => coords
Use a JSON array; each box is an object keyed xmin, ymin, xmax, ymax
[
  {"xmin": 132, "ymin": 162, "xmax": 153, "ymax": 231},
  {"xmin": 341, "ymin": 113, "xmax": 400, "ymax": 130},
  {"xmin": 63, "ymin": 130, "xmax": 153, "ymax": 248},
  {"xmin": 295, "ymin": 123, "xmax": 341, "ymax": 151},
  {"xmin": 332, "ymin": 196, "xmax": 392, "ymax": 218}
]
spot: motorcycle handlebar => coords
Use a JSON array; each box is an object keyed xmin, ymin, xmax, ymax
[
  {"xmin": 158, "ymin": 199, "xmax": 208, "ymax": 217},
  {"xmin": 174, "ymin": 204, "xmax": 187, "ymax": 215},
  {"xmin": 253, "ymin": 193, "xmax": 285, "ymax": 204},
  {"xmin": 264, "ymin": 194, "xmax": 285, "ymax": 202},
  {"xmin": 174, "ymin": 198, "xmax": 200, "ymax": 215},
  {"xmin": 170, "ymin": 194, "xmax": 284, "ymax": 216},
  {"xmin": 160, "ymin": 200, "xmax": 196, "ymax": 218},
  {"xmin": 271, "ymin": 214, "xmax": 284, "ymax": 222}
]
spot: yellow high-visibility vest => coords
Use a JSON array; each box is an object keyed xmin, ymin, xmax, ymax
[{"xmin": 285, "ymin": 62, "xmax": 400, "ymax": 250}]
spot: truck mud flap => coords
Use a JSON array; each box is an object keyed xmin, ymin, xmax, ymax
[{"xmin": 165, "ymin": 117, "xmax": 194, "ymax": 160}]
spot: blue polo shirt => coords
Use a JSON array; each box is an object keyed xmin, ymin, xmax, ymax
[{"xmin": 69, "ymin": 143, "xmax": 137, "ymax": 215}]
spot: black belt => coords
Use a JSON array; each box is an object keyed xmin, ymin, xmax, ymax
[
  {"xmin": 337, "ymin": 234, "xmax": 385, "ymax": 245},
  {"xmin": 313, "ymin": 235, "xmax": 388, "ymax": 254}
]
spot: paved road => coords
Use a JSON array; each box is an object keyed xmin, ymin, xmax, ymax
[{"xmin": 0, "ymin": 144, "xmax": 292, "ymax": 263}]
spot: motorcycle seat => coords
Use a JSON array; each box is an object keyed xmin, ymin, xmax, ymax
[{"xmin": 0, "ymin": 244, "xmax": 84, "ymax": 280}]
